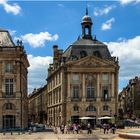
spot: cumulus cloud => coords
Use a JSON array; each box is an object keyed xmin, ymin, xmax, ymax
[
  {"xmin": 107, "ymin": 36, "xmax": 140, "ymax": 81},
  {"xmin": 94, "ymin": 5, "xmax": 116, "ymax": 16},
  {"xmin": 101, "ymin": 17, "xmax": 115, "ymax": 31},
  {"xmin": 16, "ymin": 32, "xmax": 59, "ymax": 48},
  {"xmin": 8, "ymin": 29, "xmax": 16, "ymax": 36},
  {"xmin": 119, "ymin": 0, "xmax": 140, "ymax": 5},
  {"xmin": 0, "ymin": 0, "xmax": 21, "ymax": 15},
  {"xmin": 27, "ymin": 54, "xmax": 53, "ymax": 93}
]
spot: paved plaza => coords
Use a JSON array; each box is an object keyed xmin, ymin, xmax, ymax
[{"xmin": 0, "ymin": 128, "xmax": 126, "ymax": 140}]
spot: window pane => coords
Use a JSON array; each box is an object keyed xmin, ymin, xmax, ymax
[
  {"xmin": 73, "ymin": 86, "xmax": 79, "ymax": 98},
  {"xmin": 5, "ymin": 79, "xmax": 13, "ymax": 96},
  {"xmin": 102, "ymin": 74, "xmax": 108, "ymax": 81},
  {"xmin": 5, "ymin": 63, "xmax": 13, "ymax": 72}
]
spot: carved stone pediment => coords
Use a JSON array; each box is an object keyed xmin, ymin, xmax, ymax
[{"xmin": 67, "ymin": 56, "xmax": 115, "ymax": 67}]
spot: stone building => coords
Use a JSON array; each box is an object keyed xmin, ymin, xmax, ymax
[
  {"xmin": 0, "ymin": 28, "xmax": 29, "ymax": 129},
  {"xmin": 118, "ymin": 76, "xmax": 140, "ymax": 119},
  {"xmin": 47, "ymin": 9, "xmax": 119, "ymax": 126},
  {"xmin": 28, "ymin": 85, "xmax": 47, "ymax": 125}
]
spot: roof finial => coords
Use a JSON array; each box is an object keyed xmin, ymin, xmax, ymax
[{"xmin": 86, "ymin": 1, "xmax": 88, "ymax": 15}]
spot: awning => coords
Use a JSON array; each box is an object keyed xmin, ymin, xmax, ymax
[
  {"xmin": 79, "ymin": 117, "xmax": 95, "ymax": 120},
  {"xmin": 98, "ymin": 116, "xmax": 113, "ymax": 120}
]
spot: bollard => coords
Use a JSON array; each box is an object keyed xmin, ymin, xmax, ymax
[
  {"xmin": 18, "ymin": 131, "xmax": 20, "ymax": 135},
  {"xmin": 3, "ymin": 132, "xmax": 5, "ymax": 135},
  {"xmin": 11, "ymin": 131, "xmax": 13, "ymax": 135}
]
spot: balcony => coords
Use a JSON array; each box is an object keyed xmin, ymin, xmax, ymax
[
  {"xmin": 101, "ymin": 97, "xmax": 111, "ymax": 101},
  {"xmin": 2, "ymin": 92, "xmax": 15, "ymax": 98},
  {"xmin": 71, "ymin": 97, "xmax": 81, "ymax": 101},
  {"xmin": 86, "ymin": 97, "xmax": 96, "ymax": 101}
]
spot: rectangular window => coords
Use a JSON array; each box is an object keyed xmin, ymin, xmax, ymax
[
  {"xmin": 103, "ymin": 105, "xmax": 109, "ymax": 111},
  {"xmin": 87, "ymin": 87, "xmax": 94, "ymax": 98},
  {"xmin": 72, "ymin": 74, "xmax": 80, "ymax": 83},
  {"xmin": 73, "ymin": 86, "xmax": 79, "ymax": 99},
  {"xmin": 5, "ymin": 79, "xmax": 13, "ymax": 96},
  {"xmin": 102, "ymin": 86, "xmax": 109, "ymax": 100},
  {"xmin": 5, "ymin": 63, "xmax": 13, "ymax": 73},
  {"xmin": 102, "ymin": 74, "xmax": 109, "ymax": 81}
]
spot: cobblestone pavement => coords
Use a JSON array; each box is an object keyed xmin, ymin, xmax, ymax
[{"xmin": 0, "ymin": 128, "xmax": 124, "ymax": 140}]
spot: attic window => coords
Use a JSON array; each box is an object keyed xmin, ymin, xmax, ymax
[
  {"xmin": 71, "ymin": 55, "xmax": 78, "ymax": 60},
  {"xmin": 93, "ymin": 51, "xmax": 102, "ymax": 58},
  {"xmin": 80, "ymin": 51, "xmax": 87, "ymax": 58}
]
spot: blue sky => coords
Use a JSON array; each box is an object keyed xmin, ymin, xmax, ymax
[{"xmin": 0, "ymin": 0, "xmax": 140, "ymax": 93}]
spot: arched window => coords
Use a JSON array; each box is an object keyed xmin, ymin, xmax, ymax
[
  {"xmin": 86, "ymin": 75, "xmax": 96, "ymax": 99},
  {"xmin": 73, "ymin": 105, "xmax": 79, "ymax": 112},
  {"xmin": 80, "ymin": 51, "xmax": 87, "ymax": 58},
  {"xmin": 93, "ymin": 51, "xmax": 102, "ymax": 58},
  {"xmin": 86, "ymin": 105, "xmax": 96, "ymax": 112}
]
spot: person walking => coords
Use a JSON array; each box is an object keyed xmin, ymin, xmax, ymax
[
  {"xmin": 87, "ymin": 123, "xmax": 92, "ymax": 134},
  {"xmin": 103, "ymin": 123, "xmax": 107, "ymax": 134},
  {"xmin": 111, "ymin": 123, "xmax": 116, "ymax": 134}
]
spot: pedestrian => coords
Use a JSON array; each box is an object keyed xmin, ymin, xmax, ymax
[
  {"xmin": 111, "ymin": 123, "xmax": 116, "ymax": 134},
  {"xmin": 106, "ymin": 124, "xmax": 110, "ymax": 134},
  {"xmin": 87, "ymin": 123, "xmax": 92, "ymax": 134},
  {"xmin": 103, "ymin": 123, "xmax": 107, "ymax": 134},
  {"xmin": 60, "ymin": 124, "xmax": 64, "ymax": 134},
  {"xmin": 64, "ymin": 125, "xmax": 68, "ymax": 134}
]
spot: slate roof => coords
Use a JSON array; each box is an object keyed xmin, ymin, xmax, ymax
[
  {"xmin": 0, "ymin": 28, "xmax": 15, "ymax": 47},
  {"xmin": 63, "ymin": 37, "xmax": 111, "ymax": 61}
]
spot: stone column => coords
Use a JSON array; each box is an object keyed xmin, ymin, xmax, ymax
[
  {"xmin": 97, "ymin": 73, "xmax": 100, "ymax": 98},
  {"xmin": 82, "ymin": 74, "xmax": 86, "ymax": 101},
  {"xmin": 67, "ymin": 73, "xmax": 71, "ymax": 100},
  {"xmin": 111, "ymin": 73, "xmax": 114, "ymax": 97}
]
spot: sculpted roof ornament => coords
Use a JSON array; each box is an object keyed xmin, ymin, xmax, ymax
[{"xmin": 82, "ymin": 4, "xmax": 92, "ymax": 25}]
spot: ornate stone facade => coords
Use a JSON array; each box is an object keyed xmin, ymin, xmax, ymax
[
  {"xmin": 118, "ymin": 76, "xmax": 140, "ymax": 119},
  {"xmin": 28, "ymin": 85, "xmax": 47, "ymax": 124},
  {"xmin": 47, "ymin": 10, "xmax": 119, "ymax": 126},
  {"xmin": 0, "ymin": 29, "xmax": 29, "ymax": 129}
]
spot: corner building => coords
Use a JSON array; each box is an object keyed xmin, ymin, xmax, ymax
[
  {"xmin": 47, "ymin": 10, "xmax": 119, "ymax": 126},
  {"xmin": 0, "ymin": 29, "xmax": 29, "ymax": 129}
]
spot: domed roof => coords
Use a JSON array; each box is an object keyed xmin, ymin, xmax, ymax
[
  {"xmin": 81, "ymin": 7, "xmax": 92, "ymax": 24},
  {"xmin": 82, "ymin": 15, "xmax": 92, "ymax": 24}
]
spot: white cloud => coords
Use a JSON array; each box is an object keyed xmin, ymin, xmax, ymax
[
  {"xmin": 0, "ymin": 0, "xmax": 21, "ymax": 15},
  {"xmin": 27, "ymin": 54, "xmax": 53, "ymax": 93},
  {"xmin": 120, "ymin": 0, "xmax": 140, "ymax": 5},
  {"xmin": 101, "ymin": 17, "xmax": 115, "ymax": 31},
  {"xmin": 16, "ymin": 32, "xmax": 59, "ymax": 48},
  {"xmin": 94, "ymin": 5, "xmax": 116, "ymax": 16},
  {"xmin": 8, "ymin": 29, "xmax": 16, "ymax": 36},
  {"xmin": 107, "ymin": 36, "xmax": 140, "ymax": 81}
]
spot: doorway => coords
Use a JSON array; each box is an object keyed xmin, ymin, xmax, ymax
[{"xmin": 3, "ymin": 115, "xmax": 16, "ymax": 129}]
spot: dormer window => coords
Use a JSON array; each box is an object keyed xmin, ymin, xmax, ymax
[
  {"xmin": 93, "ymin": 51, "xmax": 102, "ymax": 58},
  {"xmin": 80, "ymin": 51, "xmax": 87, "ymax": 58}
]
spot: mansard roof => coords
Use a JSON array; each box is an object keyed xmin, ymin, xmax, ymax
[
  {"xmin": 0, "ymin": 28, "xmax": 15, "ymax": 47},
  {"xmin": 63, "ymin": 37, "xmax": 111, "ymax": 61}
]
